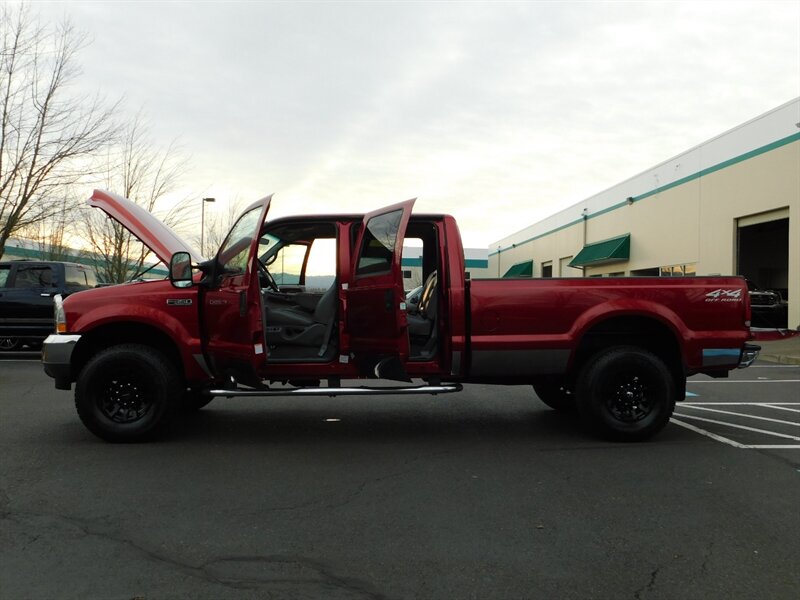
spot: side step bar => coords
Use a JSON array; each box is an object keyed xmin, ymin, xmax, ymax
[{"xmin": 206, "ymin": 383, "xmax": 463, "ymax": 398}]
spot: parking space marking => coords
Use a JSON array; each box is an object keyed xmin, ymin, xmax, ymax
[
  {"xmin": 672, "ymin": 413, "xmax": 800, "ymax": 440},
  {"xmin": 687, "ymin": 380, "xmax": 800, "ymax": 383},
  {"xmin": 764, "ymin": 404, "xmax": 800, "ymax": 414},
  {"xmin": 671, "ymin": 419, "xmax": 800, "ymax": 449},
  {"xmin": 671, "ymin": 418, "xmax": 749, "ymax": 448},
  {"xmin": 678, "ymin": 402, "xmax": 800, "ymax": 406},
  {"xmin": 678, "ymin": 404, "xmax": 800, "ymax": 427}
]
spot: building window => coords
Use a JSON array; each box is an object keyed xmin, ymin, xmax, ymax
[
  {"xmin": 631, "ymin": 267, "xmax": 659, "ymax": 276},
  {"xmin": 542, "ymin": 262, "xmax": 553, "ymax": 278},
  {"xmin": 660, "ymin": 263, "xmax": 697, "ymax": 277}
]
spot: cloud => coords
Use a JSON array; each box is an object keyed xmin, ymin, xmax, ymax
[{"xmin": 35, "ymin": 1, "xmax": 800, "ymax": 248}]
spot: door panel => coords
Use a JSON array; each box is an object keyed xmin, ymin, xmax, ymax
[
  {"xmin": 346, "ymin": 199, "xmax": 415, "ymax": 375},
  {"xmin": 202, "ymin": 197, "xmax": 271, "ymax": 383},
  {"xmin": 0, "ymin": 264, "xmax": 58, "ymax": 337}
]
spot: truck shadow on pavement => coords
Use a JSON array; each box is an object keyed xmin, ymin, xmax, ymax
[{"xmin": 160, "ymin": 401, "xmax": 645, "ymax": 447}]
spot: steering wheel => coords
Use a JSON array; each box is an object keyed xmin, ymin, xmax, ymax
[{"xmin": 257, "ymin": 259, "xmax": 280, "ymax": 292}]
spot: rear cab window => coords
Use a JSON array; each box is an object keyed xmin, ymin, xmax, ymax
[{"xmin": 65, "ymin": 265, "xmax": 97, "ymax": 289}]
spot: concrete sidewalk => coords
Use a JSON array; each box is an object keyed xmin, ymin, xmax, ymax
[{"xmin": 757, "ymin": 333, "xmax": 800, "ymax": 365}]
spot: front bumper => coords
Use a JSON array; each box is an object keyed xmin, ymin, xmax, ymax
[
  {"xmin": 42, "ymin": 334, "xmax": 81, "ymax": 390},
  {"xmin": 738, "ymin": 343, "xmax": 761, "ymax": 369}
]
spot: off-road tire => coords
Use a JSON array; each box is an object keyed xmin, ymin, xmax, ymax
[
  {"xmin": 575, "ymin": 346, "xmax": 677, "ymax": 442},
  {"xmin": 75, "ymin": 344, "xmax": 182, "ymax": 442}
]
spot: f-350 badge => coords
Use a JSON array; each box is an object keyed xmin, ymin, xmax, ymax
[{"xmin": 167, "ymin": 299, "xmax": 193, "ymax": 306}]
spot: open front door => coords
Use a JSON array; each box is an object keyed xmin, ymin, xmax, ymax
[
  {"xmin": 346, "ymin": 199, "xmax": 415, "ymax": 379},
  {"xmin": 202, "ymin": 196, "xmax": 271, "ymax": 385}
]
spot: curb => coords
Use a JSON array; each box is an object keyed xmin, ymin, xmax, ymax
[{"xmin": 758, "ymin": 353, "xmax": 800, "ymax": 365}]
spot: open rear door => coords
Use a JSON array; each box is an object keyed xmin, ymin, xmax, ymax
[
  {"xmin": 346, "ymin": 199, "xmax": 415, "ymax": 379},
  {"xmin": 202, "ymin": 196, "xmax": 271, "ymax": 385}
]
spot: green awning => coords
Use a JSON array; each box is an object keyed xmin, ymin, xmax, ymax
[
  {"xmin": 569, "ymin": 234, "xmax": 630, "ymax": 268},
  {"xmin": 502, "ymin": 260, "xmax": 533, "ymax": 278}
]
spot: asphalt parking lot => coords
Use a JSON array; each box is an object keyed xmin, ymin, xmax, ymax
[{"xmin": 1, "ymin": 357, "xmax": 798, "ymax": 600}]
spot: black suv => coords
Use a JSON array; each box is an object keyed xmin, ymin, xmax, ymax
[{"xmin": 0, "ymin": 261, "xmax": 98, "ymax": 350}]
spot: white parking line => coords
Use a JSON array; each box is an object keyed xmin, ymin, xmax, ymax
[
  {"xmin": 678, "ymin": 404, "xmax": 800, "ymax": 427},
  {"xmin": 679, "ymin": 402, "xmax": 800, "ymax": 406},
  {"xmin": 671, "ymin": 418, "xmax": 746, "ymax": 447},
  {"xmin": 687, "ymin": 380, "xmax": 800, "ymax": 383},
  {"xmin": 764, "ymin": 404, "xmax": 800, "ymax": 414},
  {"xmin": 672, "ymin": 413, "xmax": 800, "ymax": 441},
  {"xmin": 746, "ymin": 445, "xmax": 800, "ymax": 449},
  {"xmin": 670, "ymin": 419, "xmax": 800, "ymax": 449}
]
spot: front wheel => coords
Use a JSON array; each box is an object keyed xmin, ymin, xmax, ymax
[
  {"xmin": 75, "ymin": 344, "xmax": 182, "ymax": 442},
  {"xmin": 575, "ymin": 346, "xmax": 677, "ymax": 442}
]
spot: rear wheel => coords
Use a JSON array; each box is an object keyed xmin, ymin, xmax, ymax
[
  {"xmin": 575, "ymin": 346, "xmax": 677, "ymax": 442},
  {"xmin": 533, "ymin": 380, "xmax": 575, "ymax": 412},
  {"xmin": 75, "ymin": 344, "xmax": 182, "ymax": 442}
]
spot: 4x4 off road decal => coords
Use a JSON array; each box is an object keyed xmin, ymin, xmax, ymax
[
  {"xmin": 705, "ymin": 289, "xmax": 742, "ymax": 302},
  {"xmin": 167, "ymin": 298, "xmax": 193, "ymax": 306}
]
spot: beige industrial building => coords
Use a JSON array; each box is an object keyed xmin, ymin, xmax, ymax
[{"xmin": 489, "ymin": 98, "xmax": 800, "ymax": 330}]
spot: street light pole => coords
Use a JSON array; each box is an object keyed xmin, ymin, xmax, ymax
[{"xmin": 200, "ymin": 197, "xmax": 215, "ymax": 256}]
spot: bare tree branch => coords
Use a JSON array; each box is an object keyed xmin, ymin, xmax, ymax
[
  {"xmin": 81, "ymin": 112, "xmax": 191, "ymax": 283},
  {"xmin": 0, "ymin": 5, "xmax": 119, "ymax": 258}
]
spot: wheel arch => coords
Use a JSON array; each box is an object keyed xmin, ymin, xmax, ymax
[
  {"xmin": 72, "ymin": 322, "xmax": 186, "ymax": 382},
  {"xmin": 571, "ymin": 314, "xmax": 685, "ymax": 391}
]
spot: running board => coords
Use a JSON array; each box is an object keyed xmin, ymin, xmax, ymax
[{"xmin": 206, "ymin": 383, "xmax": 463, "ymax": 398}]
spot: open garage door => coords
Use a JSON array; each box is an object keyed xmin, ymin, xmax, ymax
[{"xmin": 737, "ymin": 210, "xmax": 789, "ymax": 328}]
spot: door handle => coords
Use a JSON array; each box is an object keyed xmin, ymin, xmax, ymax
[
  {"xmin": 384, "ymin": 289, "xmax": 393, "ymax": 311},
  {"xmin": 239, "ymin": 291, "xmax": 247, "ymax": 316}
]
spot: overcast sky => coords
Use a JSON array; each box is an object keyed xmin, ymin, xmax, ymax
[{"xmin": 36, "ymin": 1, "xmax": 800, "ymax": 248}]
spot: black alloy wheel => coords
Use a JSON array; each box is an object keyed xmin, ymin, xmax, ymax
[
  {"xmin": 575, "ymin": 346, "xmax": 677, "ymax": 442},
  {"xmin": 75, "ymin": 344, "xmax": 182, "ymax": 442},
  {"xmin": 604, "ymin": 373, "xmax": 652, "ymax": 423}
]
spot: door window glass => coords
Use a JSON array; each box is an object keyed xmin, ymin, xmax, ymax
[
  {"xmin": 64, "ymin": 267, "xmax": 98, "ymax": 288},
  {"xmin": 0, "ymin": 265, "xmax": 9, "ymax": 287},
  {"xmin": 13, "ymin": 266, "xmax": 54, "ymax": 288},
  {"xmin": 218, "ymin": 207, "xmax": 263, "ymax": 275},
  {"xmin": 357, "ymin": 209, "xmax": 402, "ymax": 276}
]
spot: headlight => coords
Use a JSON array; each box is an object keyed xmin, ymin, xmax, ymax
[{"xmin": 53, "ymin": 294, "xmax": 67, "ymax": 333}]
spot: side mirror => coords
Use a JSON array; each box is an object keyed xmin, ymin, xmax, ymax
[{"xmin": 169, "ymin": 252, "xmax": 194, "ymax": 288}]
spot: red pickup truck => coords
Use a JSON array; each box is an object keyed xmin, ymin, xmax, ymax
[{"xmin": 43, "ymin": 190, "xmax": 759, "ymax": 443}]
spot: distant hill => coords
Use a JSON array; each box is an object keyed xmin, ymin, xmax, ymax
[{"xmin": 274, "ymin": 273, "xmax": 335, "ymax": 291}]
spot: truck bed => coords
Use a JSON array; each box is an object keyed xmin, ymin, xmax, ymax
[{"xmin": 467, "ymin": 276, "xmax": 750, "ymax": 379}]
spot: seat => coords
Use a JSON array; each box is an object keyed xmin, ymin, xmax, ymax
[
  {"xmin": 407, "ymin": 271, "xmax": 438, "ymax": 338},
  {"xmin": 263, "ymin": 280, "xmax": 338, "ymax": 350}
]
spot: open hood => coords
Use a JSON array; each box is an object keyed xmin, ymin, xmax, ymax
[{"xmin": 88, "ymin": 189, "xmax": 204, "ymax": 265}]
